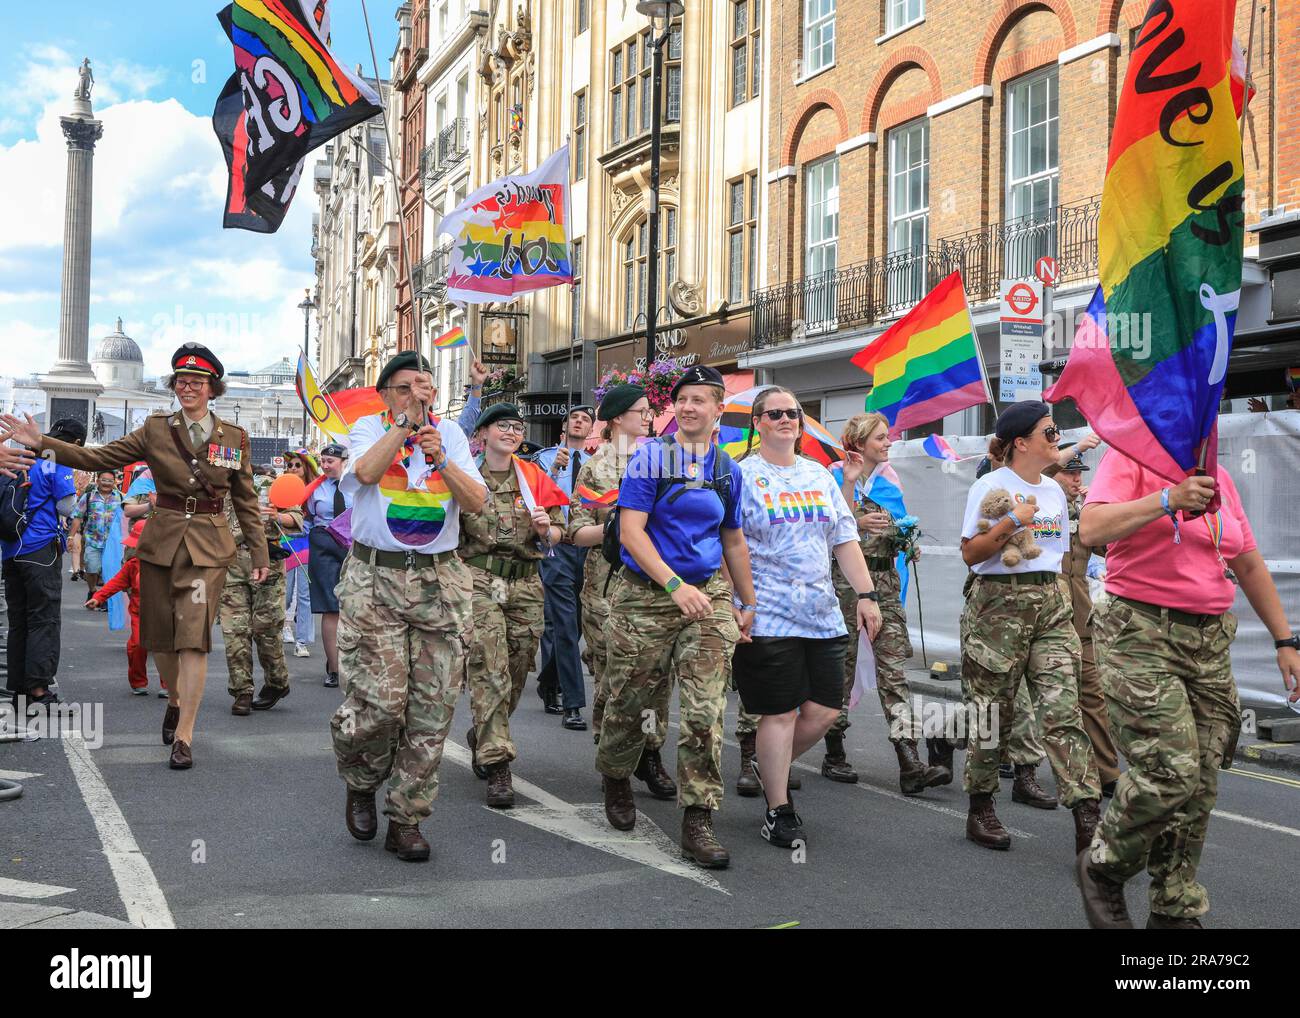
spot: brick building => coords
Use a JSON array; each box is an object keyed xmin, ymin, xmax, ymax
[{"xmin": 744, "ymin": 0, "xmax": 1299, "ymax": 436}]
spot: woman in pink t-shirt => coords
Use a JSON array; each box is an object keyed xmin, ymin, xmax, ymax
[{"xmin": 1075, "ymin": 455, "xmax": 1300, "ymax": 930}]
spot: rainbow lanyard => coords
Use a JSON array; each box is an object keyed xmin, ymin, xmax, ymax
[
  {"xmin": 1203, "ymin": 510, "xmax": 1234, "ymax": 580},
  {"xmin": 381, "ymin": 409, "xmax": 435, "ymax": 468}
]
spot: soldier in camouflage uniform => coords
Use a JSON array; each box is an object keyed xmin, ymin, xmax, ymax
[
  {"xmin": 959, "ymin": 402, "xmax": 1101, "ymax": 855},
  {"xmin": 595, "ymin": 366, "xmax": 754, "ymax": 869},
  {"xmin": 566, "ymin": 385, "xmax": 676, "ymax": 801},
  {"xmin": 826, "ymin": 413, "xmax": 950, "ymax": 793},
  {"xmin": 460, "ymin": 403, "xmax": 566, "ymax": 810},
  {"xmin": 1076, "ymin": 458, "xmax": 1300, "ymax": 928},
  {"xmin": 218, "ymin": 478, "xmax": 301, "ymax": 715},
  {"xmin": 328, "ymin": 350, "xmax": 488, "ymax": 861}
]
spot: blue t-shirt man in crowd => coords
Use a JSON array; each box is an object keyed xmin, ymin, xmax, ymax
[
  {"xmin": 594, "ymin": 365, "xmax": 757, "ymax": 870},
  {"xmin": 2, "ymin": 417, "xmax": 83, "ymax": 705}
]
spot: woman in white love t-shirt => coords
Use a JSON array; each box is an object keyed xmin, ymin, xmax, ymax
[{"xmin": 957, "ymin": 401, "xmax": 1100, "ymax": 858}]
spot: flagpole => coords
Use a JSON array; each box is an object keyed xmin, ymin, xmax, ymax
[
  {"xmin": 1240, "ymin": 1, "xmax": 1257, "ymax": 141},
  {"xmin": 910, "ymin": 557, "xmax": 928, "ymax": 670}
]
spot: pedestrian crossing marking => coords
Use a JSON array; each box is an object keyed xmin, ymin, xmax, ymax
[{"xmin": 0, "ymin": 877, "xmax": 75, "ymax": 899}]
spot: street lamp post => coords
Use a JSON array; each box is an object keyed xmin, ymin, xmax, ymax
[
  {"xmin": 275, "ymin": 396, "xmax": 282, "ymax": 442},
  {"xmin": 233, "ymin": 402, "xmax": 241, "ymax": 426},
  {"xmin": 636, "ymin": 0, "xmax": 683, "ymax": 372},
  {"xmin": 298, "ymin": 288, "xmax": 315, "ymax": 444}
]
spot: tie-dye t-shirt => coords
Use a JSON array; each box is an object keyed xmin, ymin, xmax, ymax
[
  {"xmin": 341, "ymin": 413, "xmax": 484, "ymax": 555},
  {"xmin": 738, "ymin": 454, "xmax": 859, "ymax": 639}
]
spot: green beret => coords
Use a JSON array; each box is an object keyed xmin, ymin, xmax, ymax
[
  {"xmin": 377, "ymin": 350, "xmax": 434, "ymax": 391},
  {"xmin": 476, "ymin": 402, "xmax": 524, "ymax": 433},
  {"xmin": 597, "ymin": 384, "xmax": 646, "ymax": 421}
]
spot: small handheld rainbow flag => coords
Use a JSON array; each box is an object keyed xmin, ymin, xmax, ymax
[
  {"xmin": 1287, "ymin": 367, "xmax": 1300, "ymax": 393},
  {"xmin": 433, "ymin": 325, "xmax": 468, "ymax": 349},
  {"xmin": 576, "ymin": 484, "xmax": 618, "ymax": 508},
  {"xmin": 852, "ymin": 272, "xmax": 990, "ymax": 438},
  {"xmin": 281, "ymin": 533, "xmax": 309, "ymax": 571},
  {"xmin": 513, "ymin": 455, "xmax": 571, "ymax": 511}
]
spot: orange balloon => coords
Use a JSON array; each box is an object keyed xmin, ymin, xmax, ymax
[{"xmin": 268, "ymin": 473, "xmax": 307, "ymax": 509}]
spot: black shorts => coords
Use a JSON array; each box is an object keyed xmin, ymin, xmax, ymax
[{"xmin": 733, "ymin": 635, "xmax": 849, "ymax": 716}]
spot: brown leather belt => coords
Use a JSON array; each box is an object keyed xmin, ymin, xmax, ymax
[{"xmin": 155, "ymin": 493, "xmax": 223, "ymax": 515}]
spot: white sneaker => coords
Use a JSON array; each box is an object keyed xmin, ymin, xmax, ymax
[{"xmin": 294, "ymin": 642, "xmax": 311, "ymax": 658}]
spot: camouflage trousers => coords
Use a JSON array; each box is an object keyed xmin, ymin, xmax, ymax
[
  {"xmin": 329, "ymin": 553, "xmax": 471, "ymax": 825},
  {"xmin": 218, "ymin": 551, "xmax": 289, "ymax": 695},
  {"xmin": 960, "ymin": 576, "xmax": 1099, "ymax": 806},
  {"xmin": 583, "ymin": 581, "xmax": 668, "ymax": 749},
  {"xmin": 833, "ymin": 563, "xmax": 912, "ymax": 740},
  {"xmin": 1004, "ymin": 679, "xmax": 1046, "ymax": 765},
  {"xmin": 1089, "ymin": 599, "xmax": 1240, "ymax": 920},
  {"xmin": 595, "ymin": 572, "xmax": 740, "ymax": 810},
  {"xmin": 465, "ymin": 566, "xmax": 545, "ymax": 766}
]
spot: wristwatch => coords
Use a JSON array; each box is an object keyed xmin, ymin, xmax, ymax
[
  {"xmin": 739, "ymin": 603, "xmax": 758, "ymax": 613},
  {"xmin": 1275, "ymin": 635, "xmax": 1300, "ymax": 651},
  {"xmin": 858, "ymin": 591, "xmax": 880, "ymax": 602},
  {"xmin": 664, "ymin": 575, "xmax": 683, "ymax": 594},
  {"xmin": 394, "ymin": 412, "xmax": 414, "ymax": 431}
]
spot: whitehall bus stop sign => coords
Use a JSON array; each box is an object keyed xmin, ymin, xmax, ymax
[
  {"xmin": 1034, "ymin": 256, "xmax": 1059, "ymax": 287},
  {"xmin": 999, "ymin": 278, "xmax": 1045, "ymax": 403}
]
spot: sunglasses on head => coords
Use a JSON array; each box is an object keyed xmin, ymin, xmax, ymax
[{"xmin": 757, "ymin": 408, "xmax": 802, "ymax": 422}]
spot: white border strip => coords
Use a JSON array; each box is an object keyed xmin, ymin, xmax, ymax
[
  {"xmin": 1058, "ymin": 33, "xmax": 1122, "ymax": 65},
  {"xmin": 836, "ymin": 132, "xmax": 877, "ymax": 155},
  {"xmin": 926, "ymin": 85, "xmax": 993, "ymax": 119},
  {"xmin": 63, "ymin": 737, "xmax": 175, "ymax": 929},
  {"xmin": 766, "ymin": 164, "xmax": 797, "ymax": 184}
]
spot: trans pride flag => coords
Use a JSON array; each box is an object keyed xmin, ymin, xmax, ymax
[
  {"xmin": 1045, "ymin": 0, "xmax": 1247, "ymax": 504},
  {"xmin": 435, "ymin": 146, "xmax": 574, "ymax": 304}
]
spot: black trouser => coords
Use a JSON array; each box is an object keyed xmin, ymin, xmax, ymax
[{"xmin": 3, "ymin": 540, "xmax": 64, "ymax": 695}]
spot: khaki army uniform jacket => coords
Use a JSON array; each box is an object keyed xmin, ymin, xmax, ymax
[
  {"xmin": 566, "ymin": 442, "xmax": 624, "ymax": 594},
  {"xmin": 1057, "ymin": 494, "xmax": 1095, "ymax": 640},
  {"xmin": 458, "ymin": 463, "xmax": 563, "ymax": 562},
  {"xmin": 40, "ymin": 411, "xmax": 268, "ymax": 571}
]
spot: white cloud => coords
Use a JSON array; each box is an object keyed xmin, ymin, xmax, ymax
[{"xmin": 0, "ymin": 45, "xmax": 165, "ymax": 120}]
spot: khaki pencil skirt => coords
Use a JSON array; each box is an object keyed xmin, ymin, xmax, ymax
[{"xmin": 139, "ymin": 541, "xmax": 229, "ymax": 654}]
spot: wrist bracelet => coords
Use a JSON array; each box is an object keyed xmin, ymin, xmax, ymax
[
  {"xmin": 1160, "ymin": 487, "xmax": 1181, "ymax": 545},
  {"xmin": 858, "ymin": 591, "xmax": 880, "ymax": 602},
  {"xmin": 740, "ymin": 603, "xmax": 758, "ymax": 612}
]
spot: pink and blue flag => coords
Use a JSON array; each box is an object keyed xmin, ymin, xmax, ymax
[{"xmin": 922, "ymin": 434, "xmax": 959, "ymax": 462}]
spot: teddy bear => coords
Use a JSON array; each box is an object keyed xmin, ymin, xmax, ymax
[{"xmin": 975, "ymin": 488, "xmax": 1042, "ymax": 567}]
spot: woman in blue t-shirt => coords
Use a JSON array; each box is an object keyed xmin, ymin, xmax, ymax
[{"xmin": 732, "ymin": 386, "xmax": 881, "ymax": 850}]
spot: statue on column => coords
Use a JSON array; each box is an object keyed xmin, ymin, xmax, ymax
[{"xmin": 75, "ymin": 58, "xmax": 94, "ymax": 100}]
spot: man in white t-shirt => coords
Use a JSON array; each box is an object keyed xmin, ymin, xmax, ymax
[{"xmin": 328, "ymin": 351, "xmax": 487, "ymax": 862}]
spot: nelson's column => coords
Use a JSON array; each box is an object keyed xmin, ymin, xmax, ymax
[{"xmin": 39, "ymin": 58, "xmax": 104, "ymax": 431}]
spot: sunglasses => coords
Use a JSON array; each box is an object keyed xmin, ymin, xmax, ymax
[
  {"xmin": 757, "ymin": 408, "xmax": 803, "ymax": 422},
  {"xmin": 1040, "ymin": 425, "xmax": 1061, "ymax": 442}
]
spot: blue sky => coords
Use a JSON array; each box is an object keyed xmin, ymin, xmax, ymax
[{"xmin": 0, "ymin": 1, "xmax": 397, "ymax": 379}]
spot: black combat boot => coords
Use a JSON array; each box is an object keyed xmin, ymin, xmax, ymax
[
  {"xmin": 736, "ymin": 731, "xmax": 761, "ymax": 797},
  {"xmin": 633, "ymin": 746, "xmax": 677, "ymax": 800},
  {"xmin": 926, "ymin": 737, "xmax": 954, "ymax": 785},
  {"xmin": 893, "ymin": 739, "xmax": 944, "ymax": 795},
  {"xmin": 820, "ymin": 731, "xmax": 859, "ymax": 783}
]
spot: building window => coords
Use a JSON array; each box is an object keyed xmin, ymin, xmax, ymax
[
  {"xmin": 573, "ymin": 91, "xmax": 587, "ymax": 180},
  {"xmin": 622, "ymin": 211, "xmax": 677, "ymax": 330},
  {"xmin": 577, "ymin": 0, "xmax": 588, "ymax": 35},
  {"xmin": 885, "ymin": 0, "xmax": 923, "ymax": 33},
  {"xmin": 803, "ymin": 0, "xmax": 835, "ymax": 76},
  {"xmin": 888, "ymin": 119, "xmax": 929, "ymax": 305},
  {"xmin": 1006, "ymin": 67, "xmax": 1059, "ymax": 277},
  {"xmin": 609, "ymin": 24, "xmax": 682, "ymax": 147},
  {"xmin": 571, "ymin": 238, "xmax": 584, "ymax": 339},
  {"xmin": 805, "ymin": 156, "xmax": 839, "ymax": 328},
  {"xmin": 730, "ymin": 1, "xmax": 761, "ymax": 107},
  {"xmin": 727, "ymin": 171, "xmax": 759, "ymax": 303}
]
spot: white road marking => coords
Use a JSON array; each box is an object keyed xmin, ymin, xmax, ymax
[
  {"xmin": 442, "ymin": 742, "xmax": 728, "ymax": 893},
  {"xmin": 0, "ymin": 877, "xmax": 75, "ymax": 899},
  {"xmin": 1210, "ymin": 810, "xmax": 1300, "ymax": 838},
  {"xmin": 0, "ymin": 770, "xmax": 41, "ymax": 781},
  {"xmin": 61, "ymin": 736, "xmax": 175, "ymax": 929}
]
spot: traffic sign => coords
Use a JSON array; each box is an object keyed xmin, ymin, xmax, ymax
[
  {"xmin": 1034, "ymin": 256, "xmax": 1059, "ymax": 287},
  {"xmin": 999, "ymin": 278, "xmax": 1045, "ymax": 403}
]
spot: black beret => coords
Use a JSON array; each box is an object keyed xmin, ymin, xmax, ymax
[
  {"xmin": 994, "ymin": 400, "xmax": 1051, "ymax": 442},
  {"xmin": 670, "ymin": 364, "xmax": 725, "ymax": 401},
  {"xmin": 1057, "ymin": 442, "xmax": 1089, "ymax": 472},
  {"xmin": 48, "ymin": 418, "xmax": 87, "ymax": 444},
  {"xmin": 376, "ymin": 350, "xmax": 434, "ymax": 391},
  {"xmin": 567, "ymin": 404, "xmax": 596, "ymax": 421},
  {"xmin": 517, "ymin": 440, "xmax": 544, "ymax": 458},
  {"xmin": 476, "ymin": 402, "xmax": 524, "ymax": 433},
  {"xmin": 597, "ymin": 384, "xmax": 646, "ymax": 421},
  {"xmin": 320, "ymin": 442, "xmax": 349, "ymax": 459},
  {"xmin": 171, "ymin": 342, "xmax": 224, "ymax": 379}
]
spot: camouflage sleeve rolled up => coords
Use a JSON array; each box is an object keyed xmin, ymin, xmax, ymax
[{"xmin": 566, "ymin": 454, "xmax": 611, "ymax": 540}]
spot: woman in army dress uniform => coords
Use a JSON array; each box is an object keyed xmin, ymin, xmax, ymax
[
  {"xmin": 830, "ymin": 412, "xmax": 950, "ymax": 793},
  {"xmin": 459, "ymin": 403, "xmax": 566, "ymax": 809},
  {"xmin": 1, "ymin": 343, "xmax": 268, "ymax": 769},
  {"xmin": 566, "ymin": 384, "xmax": 675, "ymax": 801}
]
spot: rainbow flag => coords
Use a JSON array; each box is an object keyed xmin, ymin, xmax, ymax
[
  {"xmin": 217, "ymin": 1, "xmax": 382, "ymax": 197},
  {"xmin": 433, "ymin": 325, "xmax": 468, "ymax": 349},
  {"xmin": 295, "ymin": 353, "xmax": 385, "ymax": 441},
  {"xmin": 852, "ymin": 272, "xmax": 989, "ymax": 438},
  {"xmin": 1287, "ymin": 367, "xmax": 1300, "ymax": 393},
  {"xmin": 513, "ymin": 455, "xmax": 571, "ymax": 511},
  {"xmin": 281, "ymin": 532, "xmax": 309, "ymax": 571},
  {"xmin": 435, "ymin": 145, "xmax": 573, "ymax": 304},
  {"xmin": 576, "ymin": 484, "xmax": 618, "ymax": 508},
  {"xmin": 1045, "ymin": 1, "xmax": 1245, "ymax": 502}
]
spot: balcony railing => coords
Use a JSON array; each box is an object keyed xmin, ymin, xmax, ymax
[
  {"xmin": 422, "ymin": 118, "xmax": 470, "ymax": 188},
  {"xmin": 752, "ymin": 195, "xmax": 1101, "ymax": 350},
  {"xmin": 413, "ymin": 242, "xmax": 452, "ymax": 300}
]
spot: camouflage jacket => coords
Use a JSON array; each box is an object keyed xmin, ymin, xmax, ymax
[
  {"xmin": 566, "ymin": 443, "xmax": 626, "ymax": 593},
  {"xmin": 224, "ymin": 491, "xmax": 303, "ymax": 551},
  {"xmin": 1058, "ymin": 493, "xmax": 1094, "ymax": 636},
  {"xmin": 459, "ymin": 463, "xmax": 563, "ymax": 561}
]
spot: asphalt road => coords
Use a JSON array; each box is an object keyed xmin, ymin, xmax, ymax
[{"xmin": 2, "ymin": 573, "xmax": 1298, "ymax": 929}]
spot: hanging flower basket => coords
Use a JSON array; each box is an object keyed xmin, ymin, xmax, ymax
[
  {"xmin": 482, "ymin": 365, "xmax": 527, "ymax": 400},
  {"xmin": 593, "ymin": 360, "xmax": 684, "ymax": 414}
]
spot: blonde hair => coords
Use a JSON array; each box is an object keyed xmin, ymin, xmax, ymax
[
  {"xmin": 841, "ymin": 412, "xmax": 890, "ymax": 452},
  {"xmin": 743, "ymin": 386, "xmax": 804, "ymax": 459}
]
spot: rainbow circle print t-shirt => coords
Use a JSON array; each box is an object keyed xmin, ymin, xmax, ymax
[{"xmin": 341, "ymin": 412, "xmax": 484, "ymax": 555}]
